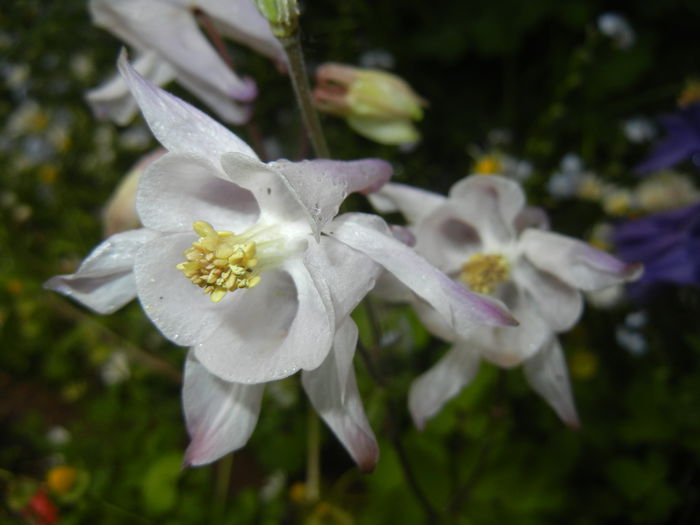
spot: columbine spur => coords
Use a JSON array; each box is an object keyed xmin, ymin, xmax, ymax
[
  {"xmin": 86, "ymin": 0, "xmax": 285, "ymax": 125},
  {"xmin": 47, "ymin": 54, "xmax": 515, "ymax": 469},
  {"xmin": 371, "ymin": 175, "xmax": 642, "ymax": 429}
]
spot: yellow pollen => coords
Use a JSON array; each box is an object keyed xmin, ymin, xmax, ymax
[
  {"xmin": 176, "ymin": 221, "xmax": 261, "ymax": 303},
  {"xmin": 474, "ymin": 155, "xmax": 502, "ymax": 175},
  {"xmin": 459, "ymin": 253, "xmax": 510, "ymax": 294}
]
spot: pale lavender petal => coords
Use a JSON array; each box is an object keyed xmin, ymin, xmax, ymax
[
  {"xmin": 521, "ymin": 229, "xmax": 643, "ymax": 291},
  {"xmin": 368, "ymin": 182, "xmax": 446, "ymax": 224},
  {"xmin": 414, "ymin": 204, "xmax": 483, "ymax": 275},
  {"xmin": 86, "ymin": 50, "xmax": 175, "ymax": 125},
  {"xmin": 448, "ymin": 175, "xmax": 525, "ymax": 246},
  {"xmin": 199, "ymin": 0, "xmax": 286, "ymax": 63},
  {"xmin": 513, "ymin": 260, "xmax": 583, "ymax": 332},
  {"xmin": 92, "ymin": 0, "xmax": 257, "ymax": 102},
  {"xmin": 270, "ymin": 158, "xmax": 393, "ymax": 239},
  {"xmin": 408, "ymin": 343, "xmax": 480, "ymax": 430},
  {"xmin": 117, "ymin": 51, "xmax": 258, "ymax": 160},
  {"xmin": 194, "ymin": 258, "xmax": 335, "ymax": 383},
  {"xmin": 328, "ymin": 213, "xmax": 517, "ymax": 339},
  {"xmin": 513, "ymin": 206, "xmax": 550, "ymax": 233},
  {"xmin": 45, "ymin": 228, "xmax": 157, "ymax": 314},
  {"xmin": 137, "ymin": 153, "xmax": 259, "ymax": 233},
  {"xmin": 182, "ymin": 352, "xmax": 264, "ymax": 467},
  {"xmin": 174, "ymin": 69, "xmax": 254, "ymax": 125},
  {"xmin": 133, "ymin": 232, "xmax": 229, "ymax": 346},
  {"xmin": 523, "ymin": 337, "xmax": 580, "ymax": 428},
  {"xmin": 302, "ymin": 319, "xmax": 379, "ymax": 472}
]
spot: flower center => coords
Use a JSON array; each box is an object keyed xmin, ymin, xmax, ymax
[
  {"xmin": 177, "ymin": 221, "xmax": 262, "ymax": 303},
  {"xmin": 459, "ymin": 253, "xmax": 510, "ymax": 294}
]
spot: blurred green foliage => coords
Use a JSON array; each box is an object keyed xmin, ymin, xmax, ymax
[{"xmin": 1, "ymin": 0, "xmax": 700, "ymax": 523}]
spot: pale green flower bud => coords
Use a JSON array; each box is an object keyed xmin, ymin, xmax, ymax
[
  {"xmin": 253, "ymin": 0, "xmax": 300, "ymax": 39},
  {"xmin": 314, "ymin": 63, "xmax": 427, "ymax": 146}
]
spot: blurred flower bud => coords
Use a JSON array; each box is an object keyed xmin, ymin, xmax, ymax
[
  {"xmin": 254, "ymin": 0, "xmax": 299, "ymax": 39},
  {"xmin": 622, "ymin": 117, "xmax": 655, "ymax": 143},
  {"xmin": 102, "ymin": 149, "xmax": 165, "ymax": 237},
  {"xmin": 635, "ymin": 171, "xmax": 700, "ymax": 213},
  {"xmin": 314, "ymin": 63, "xmax": 427, "ymax": 145}
]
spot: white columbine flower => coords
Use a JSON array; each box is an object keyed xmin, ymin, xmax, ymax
[
  {"xmin": 47, "ymin": 54, "xmax": 515, "ymax": 469},
  {"xmin": 87, "ymin": 0, "xmax": 285, "ymax": 125},
  {"xmin": 370, "ymin": 175, "xmax": 642, "ymax": 429}
]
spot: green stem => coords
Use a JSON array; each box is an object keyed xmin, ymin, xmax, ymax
[
  {"xmin": 282, "ymin": 33, "xmax": 330, "ymax": 158},
  {"xmin": 306, "ymin": 404, "xmax": 321, "ymax": 503},
  {"xmin": 213, "ymin": 454, "xmax": 234, "ymax": 519}
]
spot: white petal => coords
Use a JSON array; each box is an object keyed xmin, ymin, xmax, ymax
[
  {"xmin": 93, "ymin": 0, "xmax": 256, "ymax": 102},
  {"xmin": 194, "ymin": 259, "xmax": 335, "ymax": 383},
  {"xmin": 137, "ymin": 153, "xmax": 259, "ymax": 233},
  {"xmin": 523, "ymin": 337, "xmax": 579, "ymax": 427},
  {"xmin": 86, "ymin": 50, "xmax": 175, "ymax": 125},
  {"xmin": 173, "ymin": 69, "xmax": 253, "ymax": 125},
  {"xmin": 447, "ymin": 175, "xmax": 524, "ymax": 246},
  {"xmin": 197, "ymin": 0, "xmax": 286, "ymax": 63},
  {"xmin": 220, "ymin": 152, "xmax": 309, "ymax": 229},
  {"xmin": 271, "ymin": 158, "xmax": 393, "ymax": 238},
  {"xmin": 117, "ymin": 51, "xmax": 258, "ymax": 160},
  {"xmin": 302, "ymin": 319, "xmax": 379, "ymax": 472},
  {"xmin": 469, "ymin": 284, "xmax": 552, "ymax": 367},
  {"xmin": 513, "ymin": 260, "xmax": 583, "ymax": 332},
  {"xmin": 521, "ymin": 229, "xmax": 643, "ymax": 291},
  {"xmin": 133, "ymin": 232, "xmax": 229, "ymax": 346},
  {"xmin": 368, "ymin": 182, "xmax": 446, "ymax": 224},
  {"xmin": 408, "ymin": 343, "xmax": 480, "ymax": 430},
  {"xmin": 45, "ymin": 228, "xmax": 157, "ymax": 314},
  {"xmin": 182, "ymin": 352, "xmax": 264, "ymax": 467},
  {"xmin": 328, "ymin": 213, "xmax": 517, "ymax": 339},
  {"xmin": 304, "ymin": 230, "xmax": 382, "ymax": 324}
]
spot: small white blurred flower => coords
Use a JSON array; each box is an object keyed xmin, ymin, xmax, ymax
[
  {"xmin": 597, "ymin": 13, "xmax": 635, "ymax": 50},
  {"xmin": 260, "ymin": 471, "xmax": 286, "ymax": 502},
  {"xmin": 623, "ymin": 117, "xmax": 656, "ymax": 143},
  {"xmin": 635, "ymin": 172, "xmax": 700, "ymax": 213},
  {"xmin": 615, "ymin": 326, "xmax": 647, "ymax": 356},
  {"xmin": 100, "ymin": 350, "xmax": 131, "ymax": 385},
  {"xmin": 359, "ymin": 49, "xmax": 395, "ymax": 70},
  {"xmin": 46, "ymin": 426, "xmax": 71, "ymax": 446},
  {"xmin": 625, "ymin": 310, "xmax": 648, "ymax": 329},
  {"xmin": 547, "ymin": 153, "xmax": 586, "ymax": 199}
]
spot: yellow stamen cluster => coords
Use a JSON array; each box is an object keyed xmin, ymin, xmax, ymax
[
  {"xmin": 176, "ymin": 221, "xmax": 261, "ymax": 303},
  {"xmin": 459, "ymin": 253, "xmax": 510, "ymax": 294}
]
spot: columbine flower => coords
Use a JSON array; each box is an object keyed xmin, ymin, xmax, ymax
[
  {"xmin": 636, "ymin": 100, "xmax": 700, "ymax": 174},
  {"xmin": 47, "ymin": 54, "xmax": 514, "ymax": 469},
  {"xmin": 370, "ymin": 175, "xmax": 642, "ymax": 429},
  {"xmin": 313, "ymin": 63, "xmax": 427, "ymax": 146},
  {"xmin": 613, "ymin": 201, "xmax": 700, "ymax": 301},
  {"xmin": 86, "ymin": 0, "xmax": 285, "ymax": 125}
]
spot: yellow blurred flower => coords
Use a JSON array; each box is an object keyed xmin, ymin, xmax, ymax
[{"xmin": 46, "ymin": 466, "xmax": 78, "ymax": 495}]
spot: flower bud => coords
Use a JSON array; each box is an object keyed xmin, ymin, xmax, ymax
[
  {"xmin": 314, "ymin": 63, "xmax": 427, "ymax": 145},
  {"xmin": 254, "ymin": 0, "xmax": 300, "ymax": 39},
  {"xmin": 102, "ymin": 149, "xmax": 165, "ymax": 237}
]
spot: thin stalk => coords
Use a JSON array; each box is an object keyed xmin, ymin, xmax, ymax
[
  {"xmin": 305, "ymin": 405, "xmax": 321, "ymax": 503},
  {"xmin": 212, "ymin": 454, "xmax": 234, "ymax": 519},
  {"xmin": 281, "ymin": 33, "xmax": 330, "ymax": 158}
]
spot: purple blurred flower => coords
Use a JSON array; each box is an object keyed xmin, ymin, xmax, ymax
[
  {"xmin": 613, "ymin": 202, "xmax": 700, "ymax": 299},
  {"xmin": 636, "ymin": 101, "xmax": 700, "ymax": 174}
]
